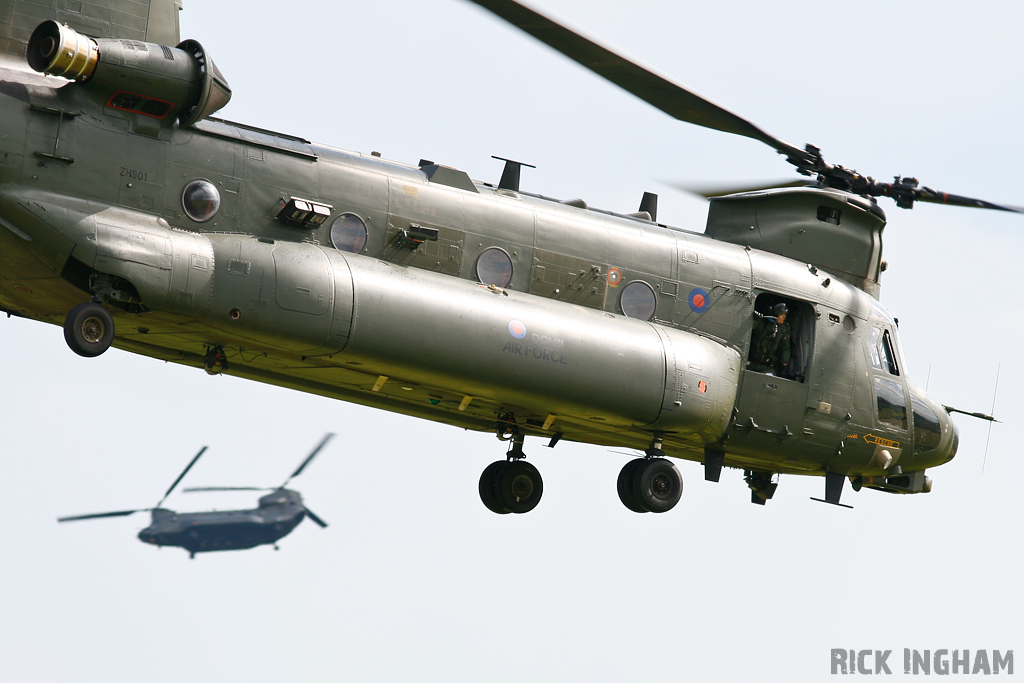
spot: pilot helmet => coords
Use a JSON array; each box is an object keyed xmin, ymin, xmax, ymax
[{"xmin": 771, "ymin": 303, "xmax": 788, "ymax": 317}]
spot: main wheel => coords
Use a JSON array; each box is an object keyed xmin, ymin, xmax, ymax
[
  {"xmin": 479, "ymin": 461, "xmax": 511, "ymax": 514},
  {"xmin": 64, "ymin": 302, "xmax": 114, "ymax": 357},
  {"xmin": 633, "ymin": 458, "xmax": 683, "ymax": 513},
  {"xmin": 496, "ymin": 460, "xmax": 543, "ymax": 514},
  {"xmin": 616, "ymin": 458, "xmax": 649, "ymax": 513}
]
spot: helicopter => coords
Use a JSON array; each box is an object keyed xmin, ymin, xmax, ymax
[
  {"xmin": 58, "ymin": 434, "xmax": 334, "ymax": 558},
  {"xmin": 0, "ymin": 1, "xmax": 1012, "ymax": 515}
]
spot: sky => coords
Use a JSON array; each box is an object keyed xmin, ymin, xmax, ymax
[{"xmin": 2, "ymin": 1, "xmax": 1022, "ymax": 680}]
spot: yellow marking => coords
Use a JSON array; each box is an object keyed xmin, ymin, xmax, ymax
[
  {"xmin": 846, "ymin": 434, "xmax": 860, "ymax": 439},
  {"xmin": 542, "ymin": 414, "xmax": 557, "ymax": 430},
  {"xmin": 458, "ymin": 395, "xmax": 474, "ymax": 411},
  {"xmin": 864, "ymin": 433, "xmax": 900, "ymax": 449},
  {"xmin": 403, "ymin": 185, "xmax": 418, "ymax": 196},
  {"xmin": 372, "ymin": 375, "xmax": 388, "ymax": 392}
]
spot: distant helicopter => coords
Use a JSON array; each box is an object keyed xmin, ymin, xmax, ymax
[{"xmin": 58, "ymin": 434, "xmax": 335, "ymax": 558}]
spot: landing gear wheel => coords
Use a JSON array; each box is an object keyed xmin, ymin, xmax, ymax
[
  {"xmin": 617, "ymin": 459, "xmax": 650, "ymax": 513},
  {"xmin": 64, "ymin": 302, "xmax": 114, "ymax": 357},
  {"xmin": 633, "ymin": 458, "xmax": 683, "ymax": 513},
  {"xmin": 496, "ymin": 460, "xmax": 543, "ymax": 514},
  {"xmin": 479, "ymin": 461, "xmax": 511, "ymax": 514}
]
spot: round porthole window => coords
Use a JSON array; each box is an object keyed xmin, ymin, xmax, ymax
[
  {"xmin": 620, "ymin": 280, "xmax": 657, "ymax": 321},
  {"xmin": 476, "ymin": 247, "xmax": 513, "ymax": 287},
  {"xmin": 181, "ymin": 179, "xmax": 220, "ymax": 223},
  {"xmin": 330, "ymin": 213, "xmax": 368, "ymax": 253}
]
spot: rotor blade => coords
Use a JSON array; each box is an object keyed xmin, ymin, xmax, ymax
[
  {"xmin": 181, "ymin": 486, "xmax": 269, "ymax": 492},
  {"xmin": 902, "ymin": 187, "xmax": 1024, "ymax": 213},
  {"xmin": 155, "ymin": 446, "xmax": 207, "ymax": 508},
  {"xmin": 670, "ymin": 179, "xmax": 817, "ymax": 199},
  {"xmin": 281, "ymin": 433, "xmax": 335, "ymax": 487},
  {"xmin": 58, "ymin": 509, "xmax": 147, "ymax": 522},
  {"xmin": 466, "ymin": 0, "xmax": 810, "ymax": 166},
  {"xmin": 303, "ymin": 506, "xmax": 328, "ymax": 528}
]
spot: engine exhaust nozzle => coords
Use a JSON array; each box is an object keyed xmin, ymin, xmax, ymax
[{"xmin": 27, "ymin": 20, "xmax": 98, "ymax": 81}]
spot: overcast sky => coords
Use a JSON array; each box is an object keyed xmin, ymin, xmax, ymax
[{"xmin": 2, "ymin": 1, "xmax": 1021, "ymax": 681}]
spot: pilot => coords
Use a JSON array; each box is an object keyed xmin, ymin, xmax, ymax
[{"xmin": 749, "ymin": 303, "xmax": 791, "ymax": 375}]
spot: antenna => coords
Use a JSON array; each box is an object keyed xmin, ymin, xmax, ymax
[
  {"xmin": 491, "ymin": 156, "xmax": 535, "ymax": 192},
  {"xmin": 981, "ymin": 364, "xmax": 1000, "ymax": 474}
]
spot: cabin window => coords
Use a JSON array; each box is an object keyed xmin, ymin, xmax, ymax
[
  {"xmin": 747, "ymin": 294, "xmax": 814, "ymax": 383},
  {"xmin": 476, "ymin": 247, "xmax": 514, "ymax": 287},
  {"xmin": 867, "ymin": 327, "xmax": 899, "ymax": 376},
  {"xmin": 874, "ymin": 376, "xmax": 908, "ymax": 430},
  {"xmin": 911, "ymin": 391, "xmax": 943, "ymax": 454},
  {"xmin": 330, "ymin": 213, "xmax": 368, "ymax": 253},
  {"xmin": 181, "ymin": 179, "xmax": 220, "ymax": 222},
  {"xmin": 620, "ymin": 280, "xmax": 657, "ymax": 321}
]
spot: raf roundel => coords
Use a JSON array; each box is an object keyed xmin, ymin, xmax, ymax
[
  {"xmin": 688, "ymin": 287, "xmax": 710, "ymax": 313},
  {"xmin": 508, "ymin": 320, "xmax": 527, "ymax": 339}
]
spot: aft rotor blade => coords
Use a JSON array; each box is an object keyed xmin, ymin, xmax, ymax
[
  {"xmin": 303, "ymin": 506, "xmax": 329, "ymax": 528},
  {"xmin": 155, "ymin": 446, "xmax": 207, "ymax": 508},
  {"xmin": 282, "ymin": 433, "xmax": 335, "ymax": 487},
  {"xmin": 466, "ymin": 0, "xmax": 810, "ymax": 166},
  {"xmin": 58, "ymin": 509, "xmax": 147, "ymax": 522},
  {"xmin": 181, "ymin": 486, "xmax": 268, "ymax": 492}
]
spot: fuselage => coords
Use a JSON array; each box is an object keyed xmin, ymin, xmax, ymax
[
  {"xmin": 0, "ymin": 53, "xmax": 956, "ymax": 487},
  {"xmin": 138, "ymin": 490, "xmax": 307, "ymax": 555}
]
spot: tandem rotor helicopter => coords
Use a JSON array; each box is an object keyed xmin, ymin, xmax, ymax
[
  {"xmin": 57, "ymin": 434, "xmax": 334, "ymax": 558},
  {"xmin": 0, "ymin": 1, "xmax": 1014, "ymax": 515}
]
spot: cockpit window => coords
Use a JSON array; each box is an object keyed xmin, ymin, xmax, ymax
[
  {"xmin": 867, "ymin": 327, "xmax": 900, "ymax": 376},
  {"xmin": 872, "ymin": 301, "xmax": 897, "ymax": 325},
  {"xmin": 874, "ymin": 377, "xmax": 908, "ymax": 430},
  {"xmin": 911, "ymin": 391, "xmax": 943, "ymax": 454}
]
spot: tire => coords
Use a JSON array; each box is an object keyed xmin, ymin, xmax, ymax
[
  {"xmin": 616, "ymin": 458, "xmax": 649, "ymax": 513},
  {"xmin": 64, "ymin": 302, "xmax": 115, "ymax": 357},
  {"xmin": 496, "ymin": 460, "xmax": 543, "ymax": 514},
  {"xmin": 479, "ymin": 461, "xmax": 511, "ymax": 514},
  {"xmin": 633, "ymin": 458, "xmax": 683, "ymax": 513}
]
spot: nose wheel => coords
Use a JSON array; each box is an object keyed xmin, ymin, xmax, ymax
[{"xmin": 63, "ymin": 302, "xmax": 115, "ymax": 357}]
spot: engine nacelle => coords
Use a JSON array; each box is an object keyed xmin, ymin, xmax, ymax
[{"xmin": 27, "ymin": 20, "xmax": 230, "ymax": 126}]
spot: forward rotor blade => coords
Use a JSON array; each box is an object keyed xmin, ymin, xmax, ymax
[
  {"xmin": 894, "ymin": 186, "xmax": 1024, "ymax": 213},
  {"xmin": 58, "ymin": 509, "xmax": 147, "ymax": 522},
  {"xmin": 155, "ymin": 446, "xmax": 207, "ymax": 508},
  {"xmin": 181, "ymin": 486, "xmax": 269, "ymax": 492},
  {"xmin": 282, "ymin": 433, "xmax": 335, "ymax": 487},
  {"xmin": 466, "ymin": 0, "xmax": 810, "ymax": 166},
  {"xmin": 303, "ymin": 506, "xmax": 328, "ymax": 528},
  {"xmin": 670, "ymin": 179, "xmax": 817, "ymax": 199}
]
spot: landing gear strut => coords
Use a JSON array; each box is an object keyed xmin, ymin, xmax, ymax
[
  {"xmin": 745, "ymin": 469, "xmax": 778, "ymax": 505},
  {"xmin": 63, "ymin": 301, "xmax": 114, "ymax": 357},
  {"xmin": 479, "ymin": 433, "xmax": 544, "ymax": 514},
  {"xmin": 616, "ymin": 433, "xmax": 683, "ymax": 513}
]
